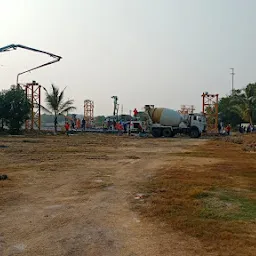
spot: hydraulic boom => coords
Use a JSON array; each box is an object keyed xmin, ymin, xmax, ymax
[{"xmin": 0, "ymin": 44, "xmax": 62, "ymax": 84}]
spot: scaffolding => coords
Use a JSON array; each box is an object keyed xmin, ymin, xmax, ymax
[
  {"xmin": 84, "ymin": 100, "xmax": 94, "ymax": 127},
  {"xmin": 179, "ymin": 105, "xmax": 195, "ymax": 115},
  {"xmin": 202, "ymin": 92, "xmax": 219, "ymax": 132},
  {"xmin": 25, "ymin": 81, "xmax": 41, "ymax": 130}
]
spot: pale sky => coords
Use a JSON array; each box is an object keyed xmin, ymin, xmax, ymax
[{"xmin": 0, "ymin": 0, "xmax": 255, "ymax": 116}]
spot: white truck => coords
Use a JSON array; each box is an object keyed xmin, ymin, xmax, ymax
[{"xmin": 144, "ymin": 105, "xmax": 206, "ymax": 138}]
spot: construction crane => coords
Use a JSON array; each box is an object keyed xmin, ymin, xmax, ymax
[{"xmin": 0, "ymin": 44, "xmax": 62, "ymax": 85}]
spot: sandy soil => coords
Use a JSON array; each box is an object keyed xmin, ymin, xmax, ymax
[{"xmin": 0, "ymin": 134, "xmax": 232, "ymax": 255}]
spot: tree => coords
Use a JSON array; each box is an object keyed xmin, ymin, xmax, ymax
[
  {"xmin": 0, "ymin": 91, "xmax": 5, "ymax": 129},
  {"xmin": 1, "ymin": 87, "xmax": 30, "ymax": 134},
  {"xmin": 218, "ymin": 96, "xmax": 243, "ymax": 127},
  {"xmin": 232, "ymin": 83, "xmax": 256, "ymax": 124},
  {"xmin": 42, "ymin": 84, "xmax": 76, "ymax": 133},
  {"xmin": 218, "ymin": 83, "xmax": 256, "ymax": 126}
]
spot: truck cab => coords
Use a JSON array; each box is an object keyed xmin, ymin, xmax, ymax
[
  {"xmin": 187, "ymin": 114, "xmax": 206, "ymax": 133},
  {"xmin": 179, "ymin": 113, "xmax": 206, "ymax": 137}
]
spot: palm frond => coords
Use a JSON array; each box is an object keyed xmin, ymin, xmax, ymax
[
  {"xmin": 59, "ymin": 99, "xmax": 75, "ymax": 113},
  {"xmin": 230, "ymin": 105, "xmax": 249, "ymax": 122},
  {"xmin": 59, "ymin": 106, "xmax": 76, "ymax": 115},
  {"xmin": 52, "ymin": 84, "xmax": 59, "ymax": 99},
  {"xmin": 44, "ymin": 84, "xmax": 62, "ymax": 111},
  {"xmin": 58, "ymin": 87, "xmax": 67, "ymax": 105}
]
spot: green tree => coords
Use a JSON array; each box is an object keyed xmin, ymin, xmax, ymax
[
  {"xmin": 218, "ymin": 96, "xmax": 243, "ymax": 127},
  {"xmin": 232, "ymin": 83, "xmax": 256, "ymax": 124},
  {"xmin": 0, "ymin": 91, "xmax": 5, "ymax": 130},
  {"xmin": 1, "ymin": 87, "xmax": 30, "ymax": 134},
  {"xmin": 42, "ymin": 84, "xmax": 76, "ymax": 133}
]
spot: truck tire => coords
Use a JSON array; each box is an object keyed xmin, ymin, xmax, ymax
[
  {"xmin": 152, "ymin": 128, "xmax": 162, "ymax": 138},
  {"xmin": 162, "ymin": 128, "xmax": 173, "ymax": 137},
  {"xmin": 190, "ymin": 127, "xmax": 200, "ymax": 138}
]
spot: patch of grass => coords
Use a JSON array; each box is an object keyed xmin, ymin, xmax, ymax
[
  {"xmin": 200, "ymin": 190, "xmax": 256, "ymax": 221},
  {"xmin": 224, "ymin": 136, "xmax": 243, "ymax": 144},
  {"xmin": 193, "ymin": 191, "xmax": 210, "ymax": 199},
  {"xmin": 133, "ymin": 138, "xmax": 256, "ymax": 255},
  {"xmin": 22, "ymin": 139, "xmax": 42, "ymax": 143}
]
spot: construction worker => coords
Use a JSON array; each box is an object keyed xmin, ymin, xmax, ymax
[
  {"xmin": 113, "ymin": 120, "xmax": 116, "ymax": 130},
  {"xmin": 218, "ymin": 123, "xmax": 221, "ymax": 134},
  {"xmin": 123, "ymin": 122, "xmax": 127, "ymax": 133},
  {"xmin": 76, "ymin": 118, "xmax": 81, "ymax": 129},
  {"xmin": 64, "ymin": 122, "xmax": 70, "ymax": 136},
  {"xmin": 226, "ymin": 124, "xmax": 231, "ymax": 135},
  {"xmin": 71, "ymin": 120, "xmax": 75, "ymax": 130},
  {"xmin": 82, "ymin": 118, "xmax": 86, "ymax": 131},
  {"xmin": 116, "ymin": 122, "xmax": 123, "ymax": 135}
]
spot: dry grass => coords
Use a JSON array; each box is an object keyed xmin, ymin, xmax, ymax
[
  {"xmin": 133, "ymin": 134, "xmax": 256, "ymax": 256},
  {"xmin": 1, "ymin": 133, "xmax": 255, "ymax": 255}
]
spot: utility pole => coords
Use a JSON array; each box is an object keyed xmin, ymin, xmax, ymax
[{"xmin": 230, "ymin": 68, "xmax": 235, "ymax": 92}]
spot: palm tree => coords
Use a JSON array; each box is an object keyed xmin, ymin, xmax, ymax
[
  {"xmin": 42, "ymin": 84, "xmax": 76, "ymax": 133},
  {"xmin": 232, "ymin": 83, "xmax": 256, "ymax": 124}
]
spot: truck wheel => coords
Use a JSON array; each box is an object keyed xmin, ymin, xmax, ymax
[
  {"xmin": 190, "ymin": 128, "xmax": 200, "ymax": 138},
  {"xmin": 162, "ymin": 128, "xmax": 173, "ymax": 137},
  {"xmin": 152, "ymin": 128, "xmax": 162, "ymax": 138}
]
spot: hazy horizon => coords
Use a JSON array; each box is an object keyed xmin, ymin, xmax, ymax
[{"xmin": 1, "ymin": 0, "xmax": 256, "ymax": 116}]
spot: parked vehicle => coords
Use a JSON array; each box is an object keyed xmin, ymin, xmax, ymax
[{"xmin": 144, "ymin": 105, "xmax": 206, "ymax": 138}]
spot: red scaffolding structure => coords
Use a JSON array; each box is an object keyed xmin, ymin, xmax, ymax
[
  {"xmin": 202, "ymin": 92, "xmax": 219, "ymax": 132},
  {"xmin": 25, "ymin": 81, "xmax": 41, "ymax": 130},
  {"xmin": 84, "ymin": 100, "xmax": 94, "ymax": 127}
]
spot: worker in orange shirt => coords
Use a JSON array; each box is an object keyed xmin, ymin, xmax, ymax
[
  {"xmin": 115, "ymin": 122, "xmax": 123, "ymax": 135},
  {"xmin": 64, "ymin": 122, "xmax": 70, "ymax": 136}
]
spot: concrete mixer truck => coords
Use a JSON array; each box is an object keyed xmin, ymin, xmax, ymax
[{"xmin": 144, "ymin": 105, "xmax": 206, "ymax": 138}]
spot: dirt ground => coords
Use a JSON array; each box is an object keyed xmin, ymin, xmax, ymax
[{"xmin": 0, "ymin": 134, "xmax": 255, "ymax": 256}]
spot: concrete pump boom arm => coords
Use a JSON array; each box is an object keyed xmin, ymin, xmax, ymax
[{"xmin": 0, "ymin": 44, "xmax": 62, "ymax": 84}]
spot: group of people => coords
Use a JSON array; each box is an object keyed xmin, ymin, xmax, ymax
[
  {"xmin": 218, "ymin": 122, "xmax": 231, "ymax": 135},
  {"xmin": 239, "ymin": 124, "xmax": 255, "ymax": 134},
  {"xmin": 70, "ymin": 118, "xmax": 86, "ymax": 130},
  {"xmin": 64, "ymin": 118, "xmax": 87, "ymax": 135},
  {"xmin": 103, "ymin": 120, "xmax": 144, "ymax": 135},
  {"xmin": 103, "ymin": 120, "xmax": 128, "ymax": 133},
  {"xmin": 218, "ymin": 122, "xmax": 255, "ymax": 135},
  {"xmin": 104, "ymin": 120, "xmax": 128, "ymax": 132}
]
